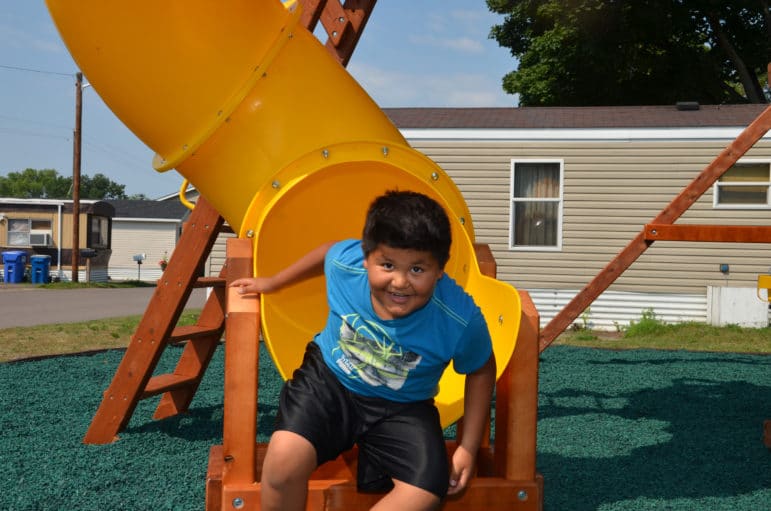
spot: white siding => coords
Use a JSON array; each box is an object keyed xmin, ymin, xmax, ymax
[
  {"xmin": 405, "ymin": 133, "xmax": 771, "ymax": 328},
  {"xmin": 206, "ymin": 230, "xmax": 235, "ymax": 277},
  {"xmin": 529, "ymin": 288, "xmax": 707, "ymax": 331},
  {"xmin": 110, "ymin": 219, "xmax": 180, "ymax": 281}
]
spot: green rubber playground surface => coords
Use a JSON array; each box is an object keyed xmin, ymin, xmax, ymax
[{"xmin": 1, "ymin": 345, "xmax": 769, "ymax": 510}]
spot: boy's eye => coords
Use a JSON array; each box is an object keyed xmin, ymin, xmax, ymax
[
  {"xmin": 411, "ymin": 266, "xmax": 424, "ymax": 274},
  {"xmin": 382, "ymin": 262, "xmax": 394, "ymax": 270}
]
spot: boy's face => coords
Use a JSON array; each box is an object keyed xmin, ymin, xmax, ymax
[{"xmin": 363, "ymin": 244, "xmax": 444, "ymax": 320}]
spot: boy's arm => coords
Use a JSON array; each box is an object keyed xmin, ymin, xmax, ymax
[
  {"xmin": 230, "ymin": 241, "xmax": 336, "ymax": 294},
  {"xmin": 447, "ymin": 353, "xmax": 496, "ymax": 496}
]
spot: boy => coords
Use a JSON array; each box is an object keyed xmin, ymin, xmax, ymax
[{"xmin": 231, "ymin": 190, "xmax": 495, "ymax": 511}]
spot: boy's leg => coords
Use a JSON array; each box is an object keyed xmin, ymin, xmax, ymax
[
  {"xmin": 261, "ymin": 430, "xmax": 317, "ymax": 511},
  {"xmin": 262, "ymin": 342, "xmax": 357, "ymax": 510},
  {"xmin": 356, "ymin": 398, "xmax": 449, "ymax": 507},
  {"xmin": 371, "ymin": 480, "xmax": 441, "ymax": 511}
]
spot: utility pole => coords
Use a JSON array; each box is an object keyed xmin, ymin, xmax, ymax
[{"xmin": 72, "ymin": 71, "xmax": 82, "ymax": 282}]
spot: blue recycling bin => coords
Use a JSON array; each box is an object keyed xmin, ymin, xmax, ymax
[
  {"xmin": 30, "ymin": 255, "xmax": 52, "ymax": 284},
  {"xmin": 2, "ymin": 250, "xmax": 28, "ymax": 284}
]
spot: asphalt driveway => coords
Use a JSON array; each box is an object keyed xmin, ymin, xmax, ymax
[{"xmin": 0, "ymin": 284, "xmax": 207, "ymax": 328}]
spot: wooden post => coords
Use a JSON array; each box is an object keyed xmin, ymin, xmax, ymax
[
  {"xmin": 71, "ymin": 71, "xmax": 82, "ymax": 282},
  {"xmin": 221, "ymin": 238, "xmax": 260, "ymax": 507},
  {"xmin": 495, "ymin": 291, "xmax": 539, "ymax": 483}
]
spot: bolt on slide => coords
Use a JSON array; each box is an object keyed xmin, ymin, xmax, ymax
[{"xmin": 45, "ymin": 0, "xmax": 521, "ymax": 427}]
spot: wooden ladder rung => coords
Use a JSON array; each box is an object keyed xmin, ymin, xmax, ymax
[
  {"xmin": 194, "ymin": 277, "xmax": 226, "ymax": 288},
  {"xmin": 142, "ymin": 374, "xmax": 200, "ymax": 399},
  {"xmin": 168, "ymin": 324, "xmax": 223, "ymax": 344}
]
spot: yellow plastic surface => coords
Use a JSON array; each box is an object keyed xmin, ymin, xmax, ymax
[
  {"xmin": 45, "ymin": 0, "xmax": 472, "ymax": 238},
  {"xmin": 757, "ymin": 275, "xmax": 771, "ymax": 302},
  {"xmin": 243, "ymin": 149, "xmax": 522, "ymax": 427},
  {"xmin": 45, "ymin": 0, "xmax": 522, "ymax": 427}
]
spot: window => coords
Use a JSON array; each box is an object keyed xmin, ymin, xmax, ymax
[
  {"xmin": 88, "ymin": 215, "xmax": 110, "ymax": 248},
  {"xmin": 714, "ymin": 161, "xmax": 771, "ymax": 208},
  {"xmin": 7, "ymin": 219, "xmax": 29, "ymax": 247},
  {"xmin": 510, "ymin": 160, "xmax": 563, "ymax": 250},
  {"xmin": 7, "ymin": 218, "xmax": 52, "ymax": 247}
]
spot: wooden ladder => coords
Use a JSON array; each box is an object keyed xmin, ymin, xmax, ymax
[
  {"xmin": 83, "ymin": 197, "xmax": 227, "ymax": 443},
  {"xmin": 82, "ymin": 0, "xmax": 378, "ymax": 445}
]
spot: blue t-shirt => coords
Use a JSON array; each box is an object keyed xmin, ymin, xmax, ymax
[{"xmin": 314, "ymin": 239, "xmax": 493, "ymax": 402}]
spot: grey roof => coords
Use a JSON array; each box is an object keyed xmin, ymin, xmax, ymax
[
  {"xmin": 382, "ymin": 104, "xmax": 769, "ymax": 129},
  {"xmin": 106, "ymin": 199, "xmax": 190, "ymax": 220}
]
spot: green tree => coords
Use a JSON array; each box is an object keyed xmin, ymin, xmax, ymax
[
  {"xmin": 80, "ymin": 173, "xmax": 127, "ymax": 199},
  {"xmin": 0, "ymin": 168, "xmax": 127, "ymax": 199},
  {"xmin": 0, "ymin": 168, "xmax": 71, "ymax": 198},
  {"xmin": 487, "ymin": 0, "xmax": 770, "ymax": 106}
]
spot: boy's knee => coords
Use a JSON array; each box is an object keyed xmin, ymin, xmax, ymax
[
  {"xmin": 262, "ymin": 431, "xmax": 317, "ymax": 491},
  {"xmin": 261, "ymin": 463, "xmax": 306, "ymax": 493},
  {"xmin": 380, "ymin": 480, "xmax": 442, "ymax": 511}
]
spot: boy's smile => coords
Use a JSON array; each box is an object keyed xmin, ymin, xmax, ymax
[{"xmin": 363, "ymin": 244, "xmax": 444, "ymax": 320}]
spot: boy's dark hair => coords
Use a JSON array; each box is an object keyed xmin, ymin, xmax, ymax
[{"xmin": 362, "ymin": 190, "xmax": 452, "ymax": 268}]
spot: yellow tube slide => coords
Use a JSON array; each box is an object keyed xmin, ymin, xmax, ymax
[{"xmin": 46, "ymin": 0, "xmax": 521, "ymax": 427}]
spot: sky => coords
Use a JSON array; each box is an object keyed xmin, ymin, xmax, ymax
[{"xmin": 0, "ymin": 1, "xmax": 517, "ymax": 199}]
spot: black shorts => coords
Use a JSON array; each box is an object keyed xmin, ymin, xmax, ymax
[{"xmin": 275, "ymin": 342, "xmax": 449, "ymax": 498}]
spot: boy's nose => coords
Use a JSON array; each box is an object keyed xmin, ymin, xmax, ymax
[{"xmin": 391, "ymin": 272, "xmax": 409, "ymax": 289}]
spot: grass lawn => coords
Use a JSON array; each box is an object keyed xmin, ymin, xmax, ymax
[
  {"xmin": 0, "ymin": 311, "xmax": 201, "ymax": 362},
  {"xmin": 2, "ymin": 305, "xmax": 770, "ymax": 363},
  {"xmin": 555, "ymin": 322, "xmax": 771, "ymax": 353}
]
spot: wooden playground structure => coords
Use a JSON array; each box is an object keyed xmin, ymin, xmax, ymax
[
  {"xmin": 64, "ymin": 1, "xmax": 769, "ymax": 509},
  {"xmin": 78, "ymin": 1, "xmax": 544, "ymax": 509}
]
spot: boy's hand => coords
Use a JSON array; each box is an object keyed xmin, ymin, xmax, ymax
[
  {"xmin": 447, "ymin": 355, "xmax": 495, "ymax": 496},
  {"xmin": 228, "ymin": 241, "xmax": 333, "ymax": 296},
  {"xmin": 229, "ymin": 277, "xmax": 276, "ymax": 295},
  {"xmin": 447, "ymin": 445, "xmax": 475, "ymax": 496}
]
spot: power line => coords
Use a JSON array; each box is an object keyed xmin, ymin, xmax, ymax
[{"xmin": 0, "ymin": 63, "xmax": 73, "ymax": 78}]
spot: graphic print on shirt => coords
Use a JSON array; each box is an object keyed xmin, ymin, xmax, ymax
[{"xmin": 331, "ymin": 313, "xmax": 422, "ymax": 390}]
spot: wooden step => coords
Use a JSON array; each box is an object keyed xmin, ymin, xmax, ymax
[
  {"xmin": 142, "ymin": 374, "xmax": 200, "ymax": 399},
  {"xmin": 168, "ymin": 324, "xmax": 223, "ymax": 344}
]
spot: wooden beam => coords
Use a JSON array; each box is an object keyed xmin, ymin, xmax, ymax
[
  {"xmin": 222, "ymin": 238, "xmax": 260, "ymax": 486},
  {"xmin": 495, "ymin": 291, "xmax": 540, "ymax": 483},
  {"xmin": 644, "ymin": 224, "xmax": 771, "ymax": 243},
  {"xmin": 324, "ymin": 0, "xmax": 378, "ymax": 66},
  {"xmin": 298, "ymin": 0, "xmax": 326, "ymax": 32},
  {"xmin": 298, "ymin": 0, "xmax": 377, "ymax": 66},
  {"xmin": 538, "ymin": 106, "xmax": 771, "ymax": 351}
]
